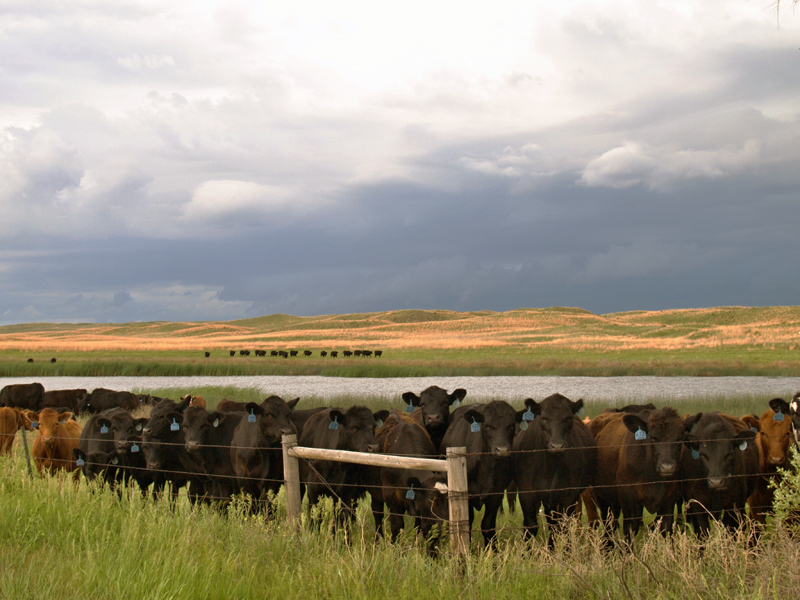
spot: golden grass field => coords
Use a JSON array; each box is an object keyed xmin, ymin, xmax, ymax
[{"xmin": 1, "ymin": 306, "xmax": 799, "ymax": 352}]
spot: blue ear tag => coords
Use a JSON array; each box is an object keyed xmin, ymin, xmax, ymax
[
  {"xmin": 404, "ymin": 403, "xmax": 415, "ymax": 413},
  {"xmin": 406, "ymin": 489, "xmax": 416, "ymax": 500},
  {"xmin": 691, "ymin": 449, "xmax": 700, "ymax": 460},
  {"xmin": 100, "ymin": 425, "xmax": 109, "ymax": 434},
  {"xmin": 774, "ymin": 410, "xmax": 785, "ymax": 422},
  {"xmin": 452, "ymin": 399, "xmax": 461, "ymax": 409},
  {"xmin": 522, "ymin": 410, "xmax": 535, "ymax": 422},
  {"xmin": 248, "ymin": 411, "xmax": 256, "ymax": 423},
  {"xmin": 329, "ymin": 416, "xmax": 339, "ymax": 430},
  {"xmin": 170, "ymin": 419, "xmax": 179, "ymax": 432},
  {"xmin": 470, "ymin": 418, "xmax": 481, "ymax": 433},
  {"xmin": 519, "ymin": 421, "xmax": 529, "ymax": 431},
  {"xmin": 739, "ymin": 441, "xmax": 748, "ymax": 451},
  {"xmin": 76, "ymin": 457, "xmax": 85, "ymax": 467},
  {"xmin": 31, "ymin": 421, "xmax": 38, "ymax": 429},
  {"xmin": 635, "ymin": 428, "xmax": 647, "ymax": 441},
  {"xmin": 577, "ymin": 406, "xmax": 586, "ymax": 418},
  {"xmin": 750, "ymin": 426, "xmax": 758, "ymax": 433},
  {"xmin": 131, "ymin": 444, "xmax": 139, "ymax": 453}
]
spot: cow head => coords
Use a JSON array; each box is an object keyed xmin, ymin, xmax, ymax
[
  {"xmin": 96, "ymin": 411, "xmax": 148, "ymax": 455},
  {"xmin": 328, "ymin": 406, "xmax": 387, "ymax": 453},
  {"xmin": 73, "ymin": 447, "xmax": 122, "ymax": 482},
  {"xmin": 757, "ymin": 398, "xmax": 793, "ymax": 468},
  {"xmin": 182, "ymin": 407, "xmax": 227, "ymax": 454},
  {"xmin": 402, "ymin": 386, "xmax": 466, "ymax": 431},
  {"xmin": 623, "ymin": 407, "xmax": 686, "ymax": 478},
  {"xmin": 403, "ymin": 474, "xmax": 449, "ymax": 553},
  {"xmin": 142, "ymin": 408, "xmax": 184, "ymax": 471},
  {"xmin": 526, "ymin": 394, "xmax": 584, "ymax": 453},
  {"xmin": 684, "ymin": 412, "xmax": 756, "ymax": 490},
  {"xmin": 463, "ymin": 401, "xmax": 518, "ymax": 457},
  {"xmin": 36, "ymin": 408, "xmax": 71, "ymax": 450},
  {"xmin": 244, "ymin": 396, "xmax": 298, "ymax": 443}
]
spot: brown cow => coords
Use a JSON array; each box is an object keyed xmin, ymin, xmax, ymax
[
  {"xmin": 0, "ymin": 407, "xmax": 20, "ymax": 455},
  {"xmin": 593, "ymin": 407, "xmax": 689, "ymax": 540},
  {"xmin": 0, "ymin": 382, "xmax": 45, "ymax": 411},
  {"xmin": 747, "ymin": 398, "xmax": 794, "ymax": 524},
  {"xmin": 31, "ymin": 408, "xmax": 83, "ymax": 476},
  {"xmin": 181, "ymin": 394, "xmax": 207, "ymax": 410},
  {"xmin": 43, "ymin": 389, "xmax": 88, "ymax": 412}
]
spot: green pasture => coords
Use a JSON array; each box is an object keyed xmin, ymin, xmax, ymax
[
  {"xmin": 2, "ymin": 343, "xmax": 800, "ymax": 377},
  {"xmin": 2, "ymin": 389, "xmax": 800, "ymax": 599}
]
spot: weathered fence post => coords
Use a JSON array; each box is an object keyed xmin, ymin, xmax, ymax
[
  {"xmin": 446, "ymin": 446, "xmax": 470, "ymax": 559},
  {"xmin": 282, "ymin": 434, "xmax": 302, "ymax": 525},
  {"xmin": 19, "ymin": 425, "xmax": 34, "ymax": 480}
]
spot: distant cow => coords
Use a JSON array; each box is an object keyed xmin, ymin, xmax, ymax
[
  {"xmin": 42, "ymin": 389, "xmax": 88, "ymax": 412},
  {"xmin": 681, "ymin": 412, "xmax": 759, "ymax": 537},
  {"xmin": 230, "ymin": 350, "xmax": 236, "ymax": 357},
  {"xmin": 0, "ymin": 383, "xmax": 45, "ymax": 411},
  {"xmin": 230, "ymin": 396, "xmax": 298, "ymax": 514},
  {"xmin": 27, "ymin": 358, "xmax": 33, "ymax": 363},
  {"xmin": 374, "ymin": 351, "xmax": 383, "ymax": 358},
  {"xmin": 279, "ymin": 351, "xmax": 289, "ymax": 358},
  {"xmin": 592, "ymin": 407, "xmax": 689, "ymax": 539},
  {"xmin": 303, "ymin": 350, "xmax": 312, "ymax": 357},
  {"xmin": 50, "ymin": 358, "xmax": 56, "ymax": 363},
  {"xmin": 440, "ymin": 401, "xmax": 526, "ymax": 548},
  {"xmin": 239, "ymin": 350, "xmax": 250, "ymax": 356},
  {"xmin": 300, "ymin": 406, "xmax": 389, "ymax": 534},
  {"xmin": 255, "ymin": 350, "xmax": 266, "ymax": 357},
  {"xmin": 401, "ymin": 386, "xmax": 467, "ymax": 450},
  {"xmin": 354, "ymin": 350, "xmax": 362, "ymax": 357},
  {"xmin": 205, "ymin": 352, "xmax": 211, "ymax": 358},
  {"xmin": 270, "ymin": 351, "xmax": 278, "ymax": 357},
  {"xmin": 77, "ymin": 388, "xmax": 140, "ymax": 414},
  {"xmin": 748, "ymin": 398, "xmax": 795, "ymax": 524},
  {"xmin": 32, "ymin": 408, "xmax": 82, "ymax": 476},
  {"xmin": 512, "ymin": 394, "xmax": 596, "ymax": 543},
  {"xmin": 362, "ymin": 350, "xmax": 372, "ymax": 357},
  {"xmin": 289, "ymin": 350, "xmax": 298, "ymax": 357},
  {"xmin": 343, "ymin": 351, "xmax": 353, "ymax": 357},
  {"xmin": 330, "ymin": 351, "xmax": 338, "ymax": 358},
  {"xmin": 320, "ymin": 351, "xmax": 327, "ymax": 358}
]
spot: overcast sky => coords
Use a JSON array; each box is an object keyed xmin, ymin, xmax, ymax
[{"xmin": 1, "ymin": 0, "xmax": 799, "ymax": 325}]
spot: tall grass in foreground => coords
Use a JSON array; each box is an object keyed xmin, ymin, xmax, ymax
[{"xmin": 3, "ymin": 447, "xmax": 800, "ymax": 600}]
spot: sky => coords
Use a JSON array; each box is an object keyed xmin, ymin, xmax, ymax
[{"xmin": 1, "ymin": 0, "xmax": 799, "ymax": 325}]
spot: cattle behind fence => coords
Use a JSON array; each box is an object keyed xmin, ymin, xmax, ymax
[{"xmin": 281, "ymin": 434, "xmax": 470, "ymax": 558}]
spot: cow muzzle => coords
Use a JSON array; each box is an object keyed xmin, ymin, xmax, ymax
[
  {"xmin": 658, "ymin": 462, "xmax": 677, "ymax": 477},
  {"xmin": 365, "ymin": 444, "xmax": 380, "ymax": 453},
  {"xmin": 707, "ymin": 477, "xmax": 728, "ymax": 490},
  {"xmin": 548, "ymin": 441, "xmax": 565, "ymax": 453},
  {"xmin": 768, "ymin": 456, "xmax": 786, "ymax": 466},
  {"xmin": 494, "ymin": 446, "xmax": 510, "ymax": 457}
]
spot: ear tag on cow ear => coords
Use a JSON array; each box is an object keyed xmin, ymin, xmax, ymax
[
  {"xmin": 170, "ymin": 419, "xmax": 179, "ymax": 432},
  {"xmin": 750, "ymin": 426, "xmax": 758, "ymax": 433},
  {"xmin": 774, "ymin": 410, "xmax": 785, "ymax": 422},
  {"xmin": 522, "ymin": 409, "xmax": 535, "ymax": 422},
  {"xmin": 32, "ymin": 421, "xmax": 39, "ymax": 429},
  {"xmin": 577, "ymin": 406, "xmax": 586, "ymax": 418},
  {"xmin": 212, "ymin": 418, "xmax": 220, "ymax": 428},
  {"xmin": 691, "ymin": 449, "xmax": 700, "ymax": 460},
  {"xmin": 406, "ymin": 488, "xmax": 416, "ymax": 500},
  {"xmin": 404, "ymin": 403, "xmax": 415, "ymax": 413},
  {"xmin": 100, "ymin": 425, "xmax": 109, "ymax": 434},
  {"xmin": 76, "ymin": 457, "xmax": 85, "ymax": 467},
  {"xmin": 519, "ymin": 420, "xmax": 529, "ymax": 431},
  {"xmin": 739, "ymin": 440, "xmax": 748, "ymax": 451},
  {"xmin": 131, "ymin": 444, "xmax": 140, "ymax": 453},
  {"xmin": 375, "ymin": 419, "xmax": 384, "ymax": 428},
  {"xmin": 248, "ymin": 411, "xmax": 256, "ymax": 423},
  {"xmin": 135, "ymin": 423, "xmax": 143, "ymax": 432},
  {"xmin": 634, "ymin": 428, "xmax": 647, "ymax": 441},
  {"xmin": 111, "ymin": 457, "xmax": 119, "ymax": 465},
  {"xmin": 470, "ymin": 418, "xmax": 481, "ymax": 433},
  {"xmin": 329, "ymin": 416, "xmax": 339, "ymax": 430},
  {"xmin": 452, "ymin": 399, "xmax": 461, "ymax": 409}
]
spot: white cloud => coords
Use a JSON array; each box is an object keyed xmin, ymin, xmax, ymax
[{"xmin": 182, "ymin": 180, "xmax": 312, "ymax": 225}]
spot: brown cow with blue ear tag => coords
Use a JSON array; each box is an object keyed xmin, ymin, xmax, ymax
[{"xmin": 401, "ymin": 386, "xmax": 466, "ymax": 450}]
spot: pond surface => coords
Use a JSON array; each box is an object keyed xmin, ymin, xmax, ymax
[{"xmin": 2, "ymin": 375, "xmax": 799, "ymax": 403}]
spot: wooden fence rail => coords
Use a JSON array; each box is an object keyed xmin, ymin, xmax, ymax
[{"xmin": 281, "ymin": 434, "xmax": 470, "ymax": 558}]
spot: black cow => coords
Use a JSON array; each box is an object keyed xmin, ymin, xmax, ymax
[
  {"xmin": 375, "ymin": 410, "xmax": 448, "ymax": 554},
  {"xmin": 375, "ymin": 351, "xmax": 383, "ymax": 358},
  {"xmin": 320, "ymin": 351, "xmax": 328, "ymax": 358},
  {"xmin": 270, "ymin": 351, "xmax": 278, "ymax": 357},
  {"xmin": 230, "ymin": 350, "xmax": 236, "ymax": 357},
  {"xmin": 789, "ymin": 392, "xmax": 800, "ymax": 447},
  {"xmin": 440, "ymin": 401, "xmax": 525, "ymax": 548},
  {"xmin": 255, "ymin": 350, "xmax": 266, "ymax": 357},
  {"xmin": 72, "ymin": 448, "xmax": 124, "ymax": 486},
  {"xmin": 205, "ymin": 352, "xmax": 211, "ymax": 358},
  {"xmin": 303, "ymin": 350, "xmax": 312, "ymax": 357},
  {"xmin": 77, "ymin": 388, "xmax": 141, "ymax": 414},
  {"xmin": 343, "ymin": 351, "xmax": 353, "ymax": 357},
  {"xmin": 300, "ymin": 406, "xmax": 389, "ymax": 535},
  {"xmin": 289, "ymin": 350, "xmax": 298, "ymax": 357},
  {"xmin": 362, "ymin": 350, "xmax": 373, "ymax": 357},
  {"xmin": 279, "ymin": 351, "xmax": 289, "ymax": 358},
  {"xmin": 354, "ymin": 350, "xmax": 362, "ymax": 357},
  {"xmin": 50, "ymin": 358, "xmax": 56, "ymax": 363},
  {"xmin": 0, "ymin": 383, "xmax": 45, "ymax": 411},
  {"xmin": 239, "ymin": 350, "xmax": 250, "ymax": 356},
  {"xmin": 27, "ymin": 358, "xmax": 33, "ymax": 363},
  {"xmin": 230, "ymin": 396, "xmax": 298, "ymax": 514},
  {"xmin": 402, "ymin": 386, "xmax": 466, "ymax": 450},
  {"xmin": 290, "ymin": 406, "xmax": 327, "ymax": 438},
  {"xmin": 42, "ymin": 389, "xmax": 87, "ymax": 412},
  {"xmin": 181, "ymin": 406, "xmax": 246, "ymax": 505},
  {"xmin": 330, "ymin": 351, "xmax": 338, "ymax": 358},
  {"xmin": 511, "ymin": 394, "xmax": 596, "ymax": 543}
]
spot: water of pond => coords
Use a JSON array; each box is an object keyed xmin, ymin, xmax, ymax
[{"xmin": 1, "ymin": 375, "xmax": 799, "ymax": 403}]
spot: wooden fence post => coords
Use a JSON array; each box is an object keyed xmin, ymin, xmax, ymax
[
  {"xmin": 446, "ymin": 446, "xmax": 470, "ymax": 559},
  {"xmin": 282, "ymin": 434, "xmax": 302, "ymax": 526}
]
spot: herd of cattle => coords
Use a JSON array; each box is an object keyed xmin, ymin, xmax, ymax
[
  {"xmin": 2, "ymin": 382, "xmax": 800, "ymax": 552},
  {"xmin": 210, "ymin": 350, "xmax": 384, "ymax": 358}
]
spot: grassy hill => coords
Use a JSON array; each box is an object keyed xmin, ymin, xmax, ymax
[{"xmin": 1, "ymin": 306, "xmax": 799, "ymax": 376}]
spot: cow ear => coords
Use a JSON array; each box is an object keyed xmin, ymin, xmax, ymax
[
  {"xmin": 463, "ymin": 409, "xmax": 484, "ymax": 424},
  {"xmin": 622, "ymin": 414, "xmax": 648, "ymax": 435},
  {"xmin": 523, "ymin": 399, "xmax": 541, "ymax": 416},
  {"xmin": 73, "ymin": 448, "xmax": 86, "ymax": 460},
  {"xmin": 790, "ymin": 398, "xmax": 800, "ymax": 416},
  {"xmin": 59, "ymin": 412, "xmax": 74, "ymax": 423},
  {"xmin": 683, "ymin": 413, "xmax": 702, "ymax": 433},
  {"xmin": 406, "ymin": 476, "xmax": 422, "ymax": 489},
  {"xmin": 287, "ymin": 398, "xmax": 300, "ymax": 410},
  {"xmin": 329, "ymin": 409, "xmax": 345, "ymax": 425},
  {"xmin": 97, "ymin": 418, "xmax": 112, "ymax": 430},
  {"xmin": 244, "ymin": 402, "xmax": 262, "ymax": 416},
  {"xmin": 450, "ymin": 389, "xmax": 467, "ymax": 404},
  {"xmin": 570, "ymin": 398, "xmax": 584, "ymax": 415},
  {"xmin": 769, "ymin": 398, "xmax": 791, "ymax": 416},
  {"xmin": 133, "ymin": 418, "xmax": 148, "ymax": 432},
  {"xmin": 373, "ymin": 410, "xmax": 390, "ymax": 428},
  {"xmin": 683, "ymin": 434, "xmax": 699, "ymax": 451},
  {"xmin": 208, "ymin": 412, "xmax": 225, "ymax": 427},
  {"xmin": 402, "ymin": 392, "xmax": 420, "ymax": 407},
  {"xmin": 177, "ymin": 395, "xmax": 192, "ymax": 410},
  {"xmin": 740, "ymin": 414, "xmax": 760, "ymax": 432},
  {"xmin": 165, "ymin": 411, "xmax": 183, "ymax": 424}
]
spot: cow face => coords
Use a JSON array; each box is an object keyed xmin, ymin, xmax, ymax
[
  {"xmin": 790, "ymin": 393, "xmax": 800, "ymax": 447},
  {"xmin": 96, "ymin": 412, "xmax": 148, "ymax": 455},
  {"xmin": 404, "ymin": 475, "xmax": 449, "ymax": 545},
  {"xmin": 530, "ymin": 394, "xmax": 584, "ymax": 453},
  {"xmin": 464, "ymin": 401, "xmax": 518, "ymax": 457},
  {"xmin": 142, "ymin": 409, "xmax": 184, "ymax": 471},
  {"xmin": 758, "ymin": 398, "xmax": 793, "ymax": 467},
  {"xmin": 402, "ymin": 386, "xmax": 466, "ymax": 431},
  {"xmin": 329, "ymin": 407, "xmax": 386, "ymax": 453},
  {"xmin": 73, "ymin": 447, "xmax": 122, "ymax": 482},
  {"xmin": 244, "ymin": 396, "xmax": 297, "ymax": 443},
  {"xmin": 182, "ymin": 407, "xmax": 227, "ymax": 453},
  {"xmin": 684, "ymin": 415, "xmax": 756, "ymax": 490},
  {"xmin": 36, "ymin": 408, "xmax": 71, "ymax": 450},
  {"xmin": 623, "ymin": 407, "xmax": 686, "ymax": 478}
]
